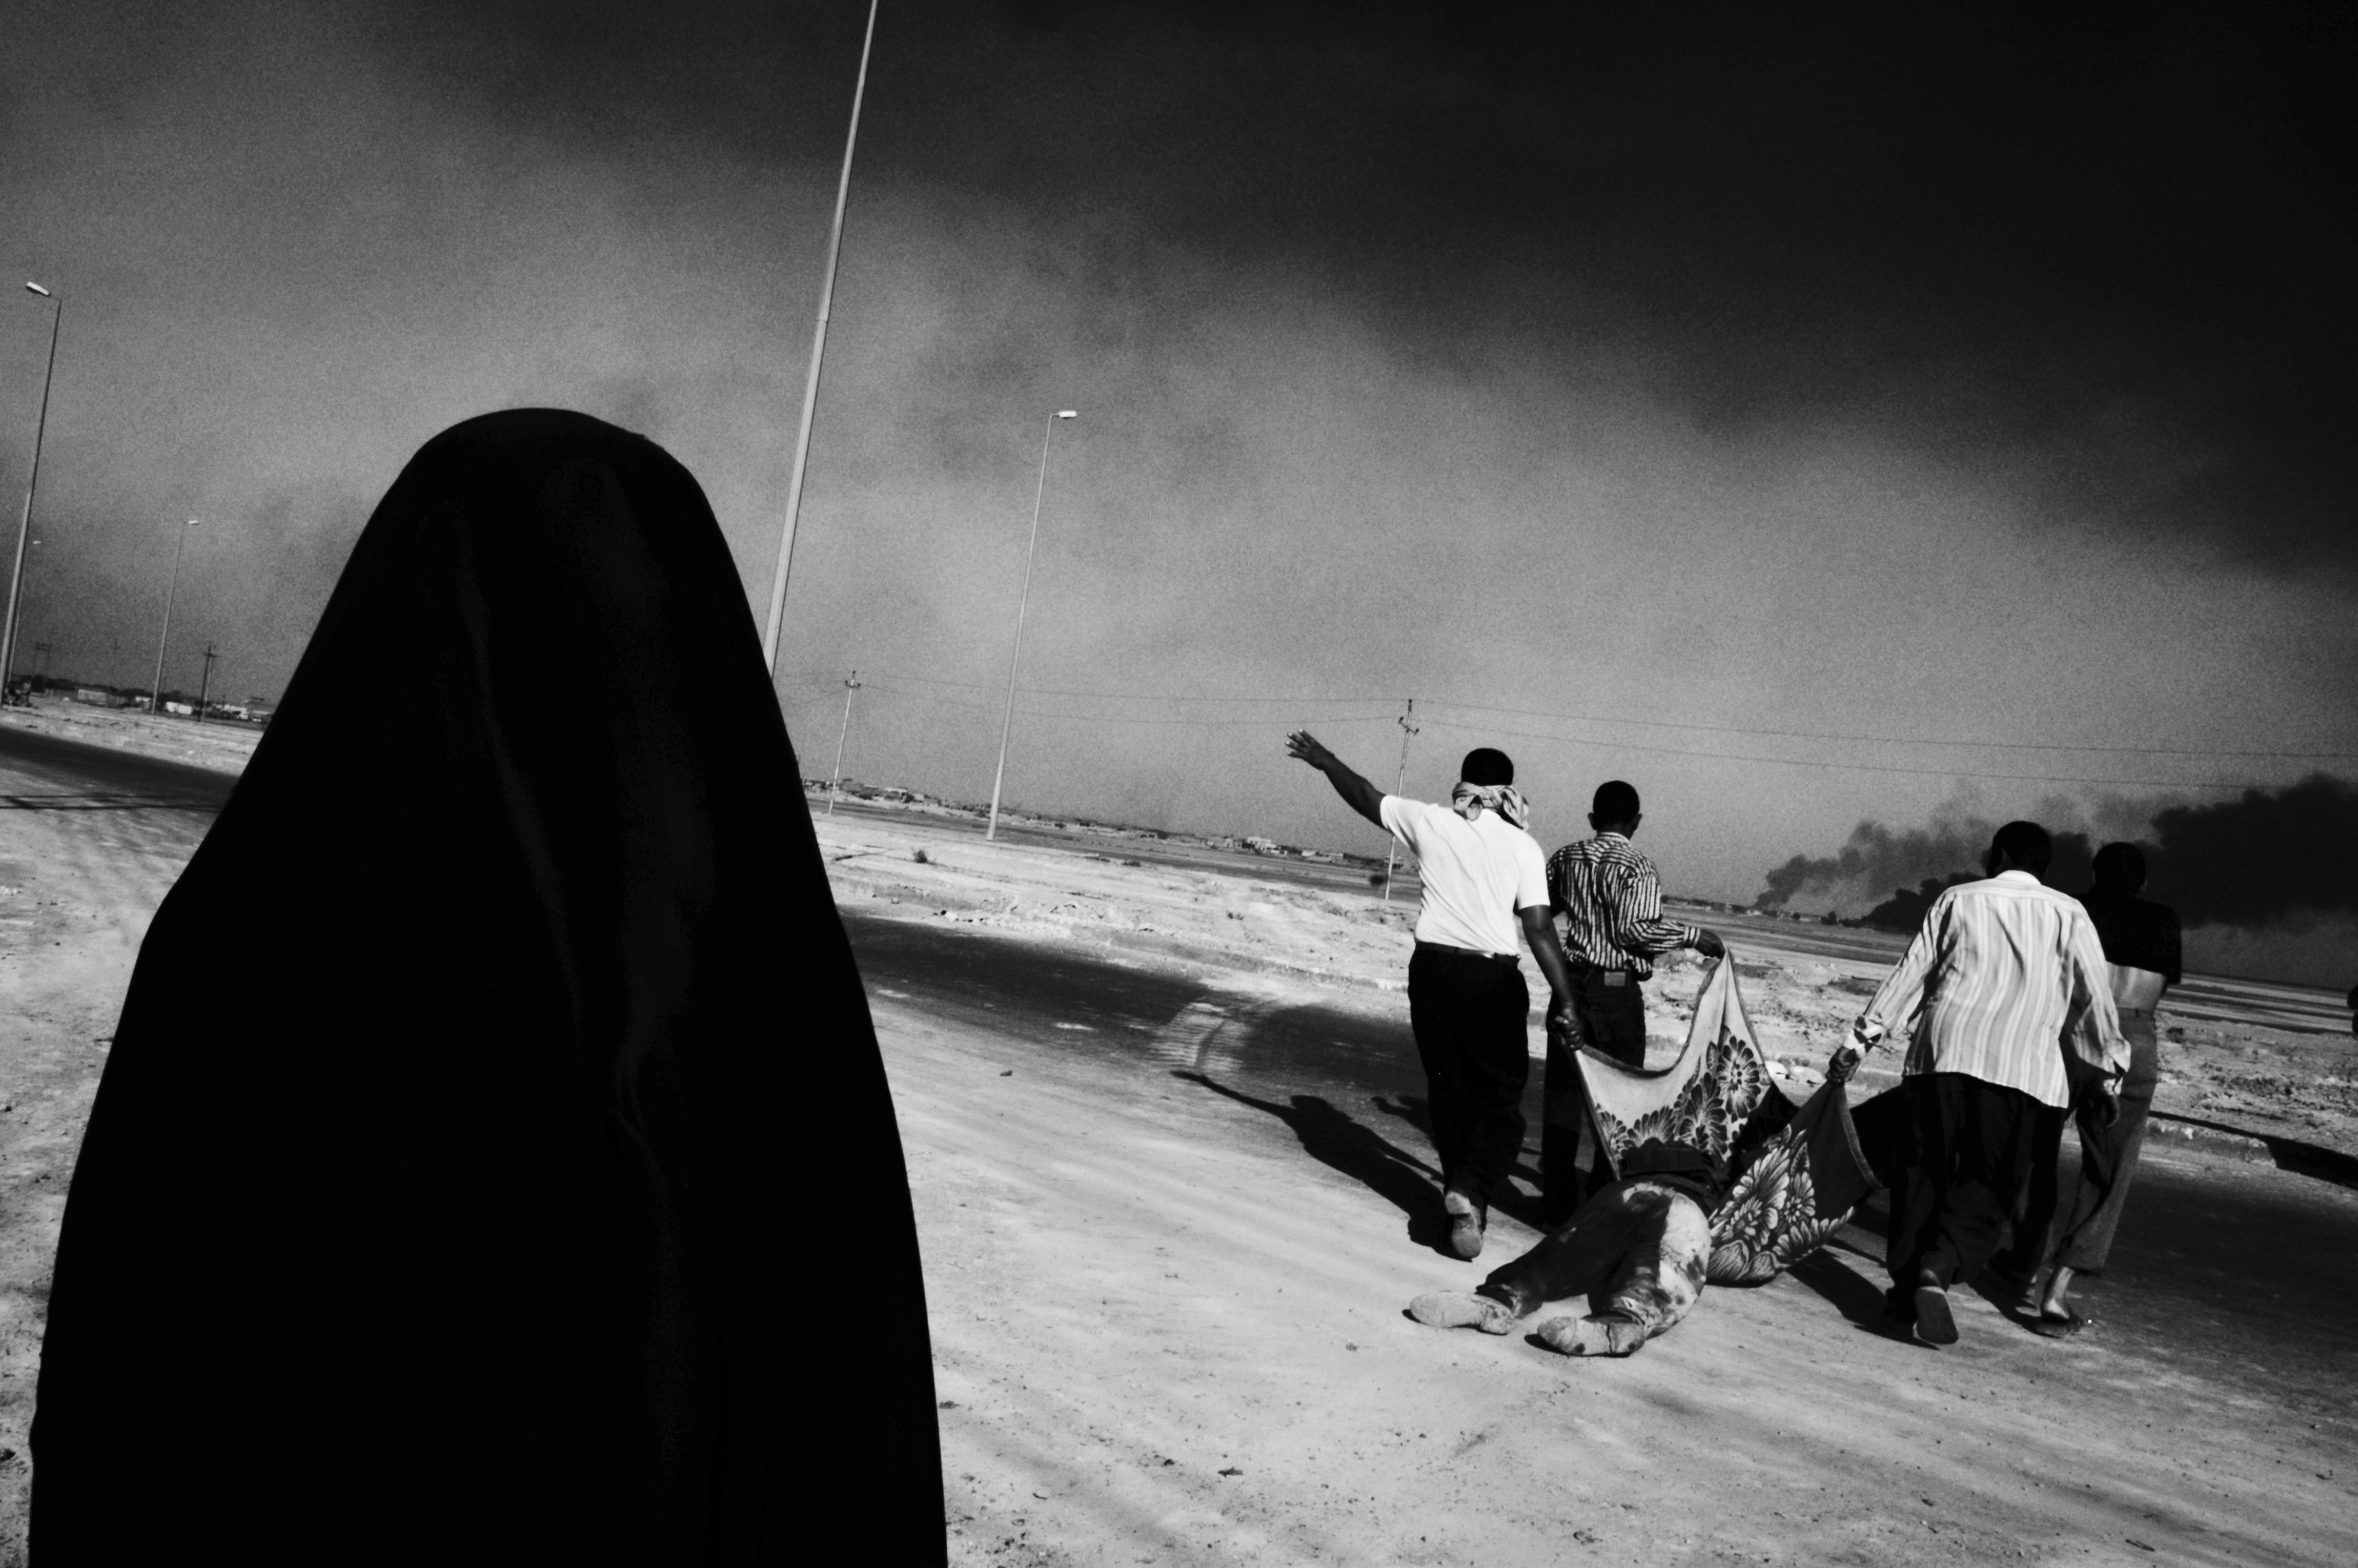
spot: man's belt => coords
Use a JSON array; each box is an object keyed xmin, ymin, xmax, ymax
[
  {"xmin": 1414, "ymin": 940, "xmax": 1519, "ymax": 966},
  {"xmin": 1571, "ymin": 961, "xmax": 1639, "ymax": 987}
]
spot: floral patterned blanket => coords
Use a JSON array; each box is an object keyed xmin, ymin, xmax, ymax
[{"xmin": 1575, "ymin": 954, "xmax": 1882, "ymax": 1285}]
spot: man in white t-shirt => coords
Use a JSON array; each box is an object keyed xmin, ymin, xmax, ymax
[{"xmin": 1287, "ymin": 731, "xmax": 1577, "ymax": 1260}]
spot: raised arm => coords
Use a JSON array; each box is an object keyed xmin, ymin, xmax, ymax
[{"xmin": 1285, "ymin": 731, "xmax": 1386, "ymax": 829}]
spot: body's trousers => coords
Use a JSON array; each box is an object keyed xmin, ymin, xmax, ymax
[
  {"xmin": 1477, "ymin": 1178, "xmax": 1710, "ymax": 1355},
  {"xmin": 2054, "ymin": 1009, "xmax": 2161, "ymax": 1273},
  {"xmin": 1406, "ymin": 947, "xmax": 1531, "ymax": 1210},
  {"xmin": 1887, "ymin": 1073, "xmax": 2043, "ymax": 1297},
  {"xmin": 1540, "ymin": 969, "xmax": 1648, "ymax": 1224}
]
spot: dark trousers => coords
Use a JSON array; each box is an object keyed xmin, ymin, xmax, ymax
[
  {"xmin": 1988, "ymin": 1011, "xmax": 2164, "ymax": 1286},
  {"xmin": 1987, "ymin": 1101, "xmax": 2069, "ymax": 1290},
  {"xmin": 1474, "ymin": 1178, "xmax": 1712, "ymax": 1356},
  {"xmin": 1539, "ymin": 970, "xmax": 1648, "ymax": 1225},
  {"xmin": 1407, "ymin": 947, "xmax": 1532, "ymax": 1211},
  {"xmin": 1887, "ymin": 1073, "xmax": 2042, "ymax": 1300}
]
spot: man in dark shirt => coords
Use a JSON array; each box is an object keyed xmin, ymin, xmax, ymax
[{"xmin": 1994, "ymin": 841, "xmax": 2180, "ymax": 1334}]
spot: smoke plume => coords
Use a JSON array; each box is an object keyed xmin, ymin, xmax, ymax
[{"xmin": 1756, "ymin": 773, "xmax": 2358, "ymax": 932}]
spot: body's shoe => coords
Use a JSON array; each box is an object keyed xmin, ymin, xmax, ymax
[
  {"xmin": 1535, "ymin": 1314, "xmax": 1648, "ymax": 1357},
  {"xmin": 1408, "ymin": 1291, "xmax": 1516, "ymax": 1334}
]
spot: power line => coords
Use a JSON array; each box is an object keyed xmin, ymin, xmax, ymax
[
  {"xmin": 1416, "ymin": 715, "xmax": 2282, "ymax": 791},
  {"xmin": 853, "ymin": 667, "xmax": 1405, "ymax": 704},
  {"xmin": 786, "ymin": 667, "xmax": 2352, "ymax": 777},
  {"xmin": 1418, "ymin": 697, "xmax": 2358, "ymax": 761}
]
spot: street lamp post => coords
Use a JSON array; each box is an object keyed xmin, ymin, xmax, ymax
[
  {"xmin": 2, "ymin": 282, "xmax": 64, "ymax": 693},
  {"xmin": 760, "ymin": 0, "xmax": 883, "ymax": 675},
  {"xmin": 150, "ymin": 519, "xmax": 196, "ymax": 716},
  {"xmin": 986, "ymin": 410, "xmax": 1078, "ymax": 842},
  {"xmin": 827, "ymin": 668, "xmax": 862, "ymax": 817}
]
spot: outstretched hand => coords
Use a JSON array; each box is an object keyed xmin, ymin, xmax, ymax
[
  {"xmin": 1693, "ymin": 928, "xmax": 1726, "ymax": 960},
  {"xmin": 1285, "ymin": 730, "xmax": 1333, "ymax": 770},
  {"xmin": 1825, "ymin": 1045, "xmax": 1861, "ymax": 1085}
]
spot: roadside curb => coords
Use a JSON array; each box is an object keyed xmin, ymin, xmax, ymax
[{"xmin": 2146, "ymin": 1113, "xmax": 2358, "ymax": 1189}]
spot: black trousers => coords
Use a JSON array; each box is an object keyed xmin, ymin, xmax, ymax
[
  {"xmin": 1407, "ymin": 946, "xmax": 1532, "ymax": 1210},
  {"xmin": 1887, "ymin": 1073, "xmax": 2043, "ymax": 1298},
  {"xmin": 1540, "ymin": 969, "xmax": 1647, "ymax": 1225},
  {"xmin": 1986, "ymin": 1100, "xmax": 2070, "ymax": 1290}
]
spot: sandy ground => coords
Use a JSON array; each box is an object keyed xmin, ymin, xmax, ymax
[
  {"xmin": 883, "ymin": 1004, "xmax": 2356, "ymax": 1567},
  {"xmin": 3, "ymin": 722, "xmax": 2355, "ymax": 1564},
  {"xmin": 811, "ymin": 810, "xmax": 2358, "ymax": 1163},
  {"xmin": 0, "ymin": 751, "xmax": 207, "ymax": 1564}
]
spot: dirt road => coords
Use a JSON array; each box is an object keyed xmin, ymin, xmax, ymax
[
  {"xmin": 3, "ymin": 726, "xmax": 2354, "ymax": 1565},
  {"xmin": 857, "ymin": 911, "xmax": 2357, "ymax": 1566}
]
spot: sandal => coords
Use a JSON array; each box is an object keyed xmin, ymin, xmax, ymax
[
  {"xmin": 1913, "ymin": 1285, "xmax": 1959, "ymax": 1346},
  {"xmin": 2029, "ymin": 1305, "xmax": 2092, "ymax": 1338}
]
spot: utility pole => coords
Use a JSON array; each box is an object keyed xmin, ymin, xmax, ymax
[
  {"xmin": 150, "ymin": 519, "xmax": 196, "ymax": 717},
  {"xmin": 827, "ymin": 668, "xmax": 862, "ymax": 817},
  {"xmin": 195, "ymin": 643, "xmax": 218, "ymax": 723},
  {"xmin": 1382, "ymin": 698, "xmax": 1418, "ymax": 906}
]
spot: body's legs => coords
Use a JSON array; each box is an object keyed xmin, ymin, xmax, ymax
[
  {"xmin": 1533, "ymin": 1185, "xmax": 1710, "ymax": 1356},
  {"xmin": 2043, "ymin": 1012, "xmax": 2161, "ymax": 1312},
  {"xmin": 1406, "ymin": 949, "xmax": 1531, "ymax": 1245},
  {"xmin": 1411, "ymin": 1180, "xmax": 1709, "ymax": 1357},
  {"xmin": 1886, "ymin": 1073, "xmax": 2040, "ymax": 1334}
]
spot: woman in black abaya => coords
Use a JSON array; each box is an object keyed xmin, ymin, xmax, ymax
[{"xmin": 32, "ymin": 410, "xmax": 943, "ymax": 1564}]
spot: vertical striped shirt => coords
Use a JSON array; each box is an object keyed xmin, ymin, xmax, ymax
[
  {"xmin": 1856, "ymin": 870, "xmax": 2129, "ymax": 1109},
  {"xmin": 1546, "ymin": 833, "xmax": 1702, "ymax": 979}
]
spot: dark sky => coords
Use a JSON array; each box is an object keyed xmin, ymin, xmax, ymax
[{"xmin": 4, "ymin": 2, "xmax": 2354, "ymax": 964}]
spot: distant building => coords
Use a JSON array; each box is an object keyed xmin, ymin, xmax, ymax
[
  {"xmin": 1243, "ymin": 836, "xmax": 1282, "ymax": 855},
  {"xmin": 71, "ymin": 687, "xmax": 132, "ymax": 709}
]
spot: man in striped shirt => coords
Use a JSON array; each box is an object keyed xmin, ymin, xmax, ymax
[
  {"xmin": 1834, "ymin": 820, "xmax": 2128, "ymax": 1347},
  {"xmin": 1540, "ymin": 780, "xmax": 1723, "ymax": 1221}
]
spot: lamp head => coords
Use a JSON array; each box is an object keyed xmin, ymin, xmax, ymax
[
  {"xmin": 1055, "ymin": 410, "xmax": 1078, "ymax": 419},
  {"xmin": 24, "ymin": 282, "xmax": 51, "ymax": 298}
]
